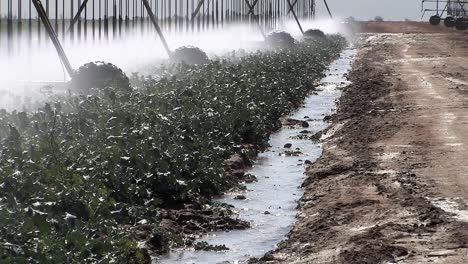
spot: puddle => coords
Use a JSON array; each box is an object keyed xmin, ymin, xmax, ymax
[
  {"xmin": 446, "ymin": 77, "xmax": 468, "ymax": 86},
  {"xmin": 365, "ymin": 35, "xmax": 378, "ymax": 43},
  {"xmin": 430, "ymin": 198, "xmax": 468, "ymax": 222},
  {"xmin": 388, "ymin": 57, "xmax": 448, "ymax": 63},
  {"xmin": 157, "ymin": 48, "xmax": 357, "ymax": 264},
  {"xmin": 391, "ymin": 144, "xmax": 413, "ymax": 148},
  {"xmin": 377, "ymin": 152, "xmax": 400, "ymax": 161},
  {"xmin": 444, "ymin": 143, "xmax": 464, "ymax": 147}
]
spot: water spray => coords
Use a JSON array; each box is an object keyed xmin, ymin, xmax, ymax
[
  {"xmin": 31, "ymin": 0, "xmax": 132, "ymax": 94},
  {"xmin": 287, "ymin": 0, "xmax": 333, "ymax": 39},
  {"xmin": 18, "ymin": 0, "xmax": 335, "ymax": 89},
  {"xmin": 244, "ymin": 0, "xmax": 267, "ymax": 39},
  {"xmin": 287, "ymin": 0, "xmax": 304, "ymax": 34},
  {"xmin": 142, "ymin": 0, "xmax": 172, "ymax": 56},
  {"xmin": 143, "ymin": 0, "xmax": 211, "ymax": 65}
]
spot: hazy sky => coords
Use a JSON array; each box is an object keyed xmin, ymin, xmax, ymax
[{"xmin": 0, "ymin": 0, "xmax": 427, "ymax": 21}]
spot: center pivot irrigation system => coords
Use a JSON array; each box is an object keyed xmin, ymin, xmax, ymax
[
  {"xmin": 29, "ymin": 0, "xmax": 333, "ymax": 87},
  {"xmin": 422, "ymin": 0, "xmax": 468, "ymax": 30}
]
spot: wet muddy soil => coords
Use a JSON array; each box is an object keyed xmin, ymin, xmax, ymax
[{"xmin": 258, "ymin": 31, "xmax": 468, "ymax": 264}]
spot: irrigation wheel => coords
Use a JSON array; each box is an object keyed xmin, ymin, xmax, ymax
[
  {"xmin": 429, "ymin": 15, "xmax": 441, "ymax": 26},
  {"xmin": 455, "ymin": 18, "xmax": 468, "ymax": 31},
  {"xmin": 444, "ymin": 16, "xmax": 456, "ymax": 27}
]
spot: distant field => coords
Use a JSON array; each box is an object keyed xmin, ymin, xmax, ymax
[{"xmin": 358, "ymin": 21, "xmax": 465, "ymax": 34}]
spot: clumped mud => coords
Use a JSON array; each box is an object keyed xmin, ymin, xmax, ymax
[
  {"xmin": 258, "ymin": 30, "xmax": 468, "ymax": 263},
  {"xmin": 159, "ymin": 208, "xmax": 250, "ymax": 235}
]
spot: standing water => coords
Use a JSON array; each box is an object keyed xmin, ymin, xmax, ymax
[{"xmin": 158, "ymin": 47, "xmax": 357, "ymax": 264}]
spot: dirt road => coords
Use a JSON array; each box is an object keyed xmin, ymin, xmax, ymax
[{"xmin": 259, "ymin": 28, "xmax": 468, "ymax": 263}]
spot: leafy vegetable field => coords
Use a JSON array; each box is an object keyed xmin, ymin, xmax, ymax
[{"xmin": 0, "ymin": 36, "xmax": 346, "ymax": 263}]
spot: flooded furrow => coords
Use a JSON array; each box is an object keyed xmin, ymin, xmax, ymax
[{"xmin": 158, "ymin": 47, "xmax": 356, "ymax": 264}]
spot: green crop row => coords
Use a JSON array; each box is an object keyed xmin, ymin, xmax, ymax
[{"xmin": 0, "ymin": 35, "xmax": 346, "ymax": 263}]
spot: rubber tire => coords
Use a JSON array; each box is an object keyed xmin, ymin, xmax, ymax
[
  {"xmin": 429, "ymin": 15, "xmax": 441, "ymax": 26},
  {"xmin": 444, "ymin": 16, "xmax": 456, "ymax": 27},
  {"xmin": 463, "ymin": 20, "xmax": 468, "ymax": 31},
  {"xmin": 455, "ymin": 18, "xmax": 468, "ymax": 31}
]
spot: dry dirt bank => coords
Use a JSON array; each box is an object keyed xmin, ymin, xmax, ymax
[{"xmin": 258, "ymin": 32, "xmax": 468, "ymax": 263}]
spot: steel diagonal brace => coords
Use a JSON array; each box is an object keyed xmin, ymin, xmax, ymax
[
  {"xmin": 246, "ymin": 0, "xmax": 260, "ymax": 15},
  {"xmin": 440, "ymin": 3, "xmax": 449, "ymax": 18},
  {"xmin": 456, "ymin": 1, "xmax": 467, "ymax": 16},
  {"xmin": 244, "ymin": 0, "xmax": 266, "ymax": 39},
  {"xmin": 142, "ymin": 0, "xmax": 172, "ymax": 57},
  {"xmin": 287, "ymin": 0, "xmax": 298, "ymax": 14},
  {"xmin": 323, "ymin": 0, "xmax": 333, "ymax": 18},
  {"xmin": 67, "ymin": 0, "xmax": 90, "ymax": 33},
  {"xmin": 287, "ymin": 0, "xmax": 304, "ymax": 34},
  {"xmin": 31, "ymin": 0, "xmax": 74, "ymax": 77},
  {"xmin": 191, "ymin": 0, "xmax": 206, "ymax": 20}
]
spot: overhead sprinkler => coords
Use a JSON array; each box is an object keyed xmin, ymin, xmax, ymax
[
  {"xmin": 240, "ymin": 0, "xmax": 295, "ymax": 49},
  {"xmin": 143, "ymin": 0, "xmax": 210, "ymax": 65},
  {"xmin": 262, "ymin": 0, "xmax": 332, "ymax": 49},
  {"xmin": 31, "ymin": 0, "xmax": 210, "ymax": 95},
  {"xmin": 28, "ymin": 0, "xmax": 339, "ymax": 89},
  {"xmin": 287, "ymin": 0, "xmax": 333, "ymax": 38},
  {"xmin": 32, "ymin": 0, "xmax": 130, "ymax": 93}
]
